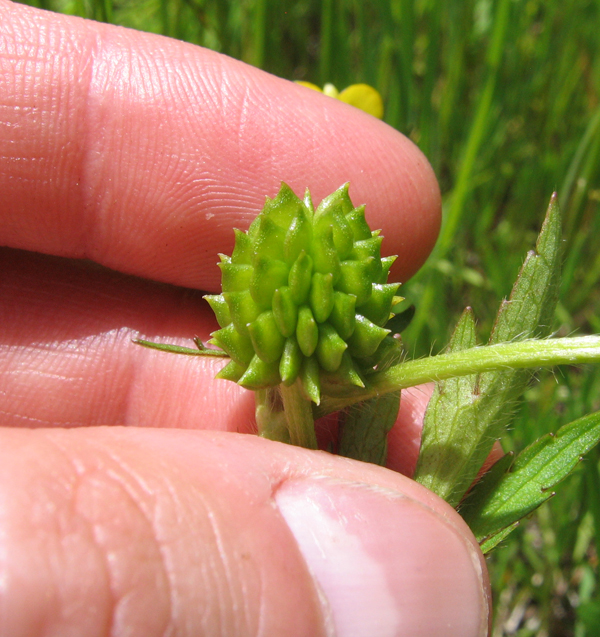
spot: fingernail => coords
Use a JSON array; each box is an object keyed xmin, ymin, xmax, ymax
[{"xmin": 275, "ymin": 477, "xmax": 488, "ymax": 637}]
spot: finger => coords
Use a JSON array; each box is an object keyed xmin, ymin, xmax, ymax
[
  {"xmin": 0, "ymin": 247, "xmax": 249, "ymax": 431},
  {"xmin": 0, "ymin": 1, "xmax": 440, "ymax": 291},
  {"xmin": 387, "ymin": 383, "xmax": 435, "ymax": 476},
  {"xmin": 0, "ymin": 426, "xmax": 490, "ymax": 637}
]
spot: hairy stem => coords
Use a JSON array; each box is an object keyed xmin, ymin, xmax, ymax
[
  {"xmin": 279, "ymin": 381, "xmax": 318, "ymax": 449},
  {"xmin": 318, "ymin": 335, "xmax": 600, "ymax": 416}
]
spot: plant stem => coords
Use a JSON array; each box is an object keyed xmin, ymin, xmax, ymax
[
  {"xmin": 318, "ymin": 335, "xmax": 600, "ymax": 415},
  {"xmin": 133, "ymin": 339, "xmax": 227, "ymax": 357},
  {"xmin": 279, "ymin": 381, "xmax": 318, "ymax": 449}
]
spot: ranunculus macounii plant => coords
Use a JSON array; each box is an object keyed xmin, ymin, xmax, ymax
[{"xmin": 137, "ymin": 183, "xmax": 600, "ymax": 553}]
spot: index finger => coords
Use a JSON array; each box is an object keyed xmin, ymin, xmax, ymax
[{"xmin": 0, "ymin": 1, "xmax": 440, "ymax": 291}]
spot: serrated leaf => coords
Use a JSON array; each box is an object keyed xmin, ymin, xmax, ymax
[
  {"xmin": 488, "ymin": 193, "xmax": 561, "ymax": 345},
  {"xmin": 460, "ymin": 410, "xmax": 600, "ymax": 549},
  {"xmin": 414, "ymin": 195, "xmax": 562, "ymax": 506}
]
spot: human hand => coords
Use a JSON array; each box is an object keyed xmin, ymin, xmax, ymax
[{"xmin": 0, "ymin": 2, "xmax": 489, "ymax": 635}]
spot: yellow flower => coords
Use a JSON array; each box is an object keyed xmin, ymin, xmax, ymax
[{"xmin": 296, "ymin": 81, "xmax": 384, "ymax": 120}]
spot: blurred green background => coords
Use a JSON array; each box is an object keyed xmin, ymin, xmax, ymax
[{"xmin": 17, "ymin": 0, "xmax": 600, "ymax": 634}]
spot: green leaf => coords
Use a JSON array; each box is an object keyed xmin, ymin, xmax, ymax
[
  {"xmin": 473, "ymin": 192, "xmax": 562, "ymax": 432},
  {"xmin": 488, "ymin": 193, "xmax": 561, "ymax": 345},
  {"xmin": 338, "ymin": 391, "xmax": 401, "ymax": 466},
  {"xmin": 413, "ymin": 195, "xmax": 562, "ymax": 506},
  {"xmin": 478, "ymin": 522, "xmax": 519, "ymax": 554},
  {"xmin": 412, "ymin": 308, "xmax": 478, "ymax": 494},
  {"xmin": 460, "ymin": 410, "xmax": 600, "ymax": 550}
]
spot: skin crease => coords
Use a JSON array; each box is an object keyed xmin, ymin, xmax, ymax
[{"xmin": 0, "ymin": 2, "xmax": 492, "ymax": 635}]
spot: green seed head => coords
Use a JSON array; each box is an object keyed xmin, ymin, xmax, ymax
[{"xmin": 205, "ymin": 183, "xmax": 402, "ymax": 403}]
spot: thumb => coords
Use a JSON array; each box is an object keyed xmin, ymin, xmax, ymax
[{"xmin": 0, "ymin": 427, "xmax": 489, "ymax": 637}]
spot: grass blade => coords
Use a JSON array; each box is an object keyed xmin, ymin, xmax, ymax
[{"xmin": 409, "ymin": 0, "xmax": 512, "ymax": 339}]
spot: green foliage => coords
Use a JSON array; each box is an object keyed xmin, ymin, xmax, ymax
[
  {"xmin": 414, "ymin": 194, "xmax": 561, "ymax": 506},
  {"xmin": 462, "ymin": 411, "xmax": 600, "ymax": 552}
]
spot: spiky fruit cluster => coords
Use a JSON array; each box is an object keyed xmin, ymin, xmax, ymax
[{"xmin": 205, "ymin": 183, "xmax": 402, "ymax": 403}]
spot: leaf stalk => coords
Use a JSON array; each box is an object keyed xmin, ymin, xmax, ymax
[{"xmin": 318, "ymin": 335, "xmax": 600, "ymax": 415}]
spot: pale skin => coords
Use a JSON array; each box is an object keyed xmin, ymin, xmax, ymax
[{"xmin": 0, "ymin": 2, "xmax": 491, "ymax": 635}]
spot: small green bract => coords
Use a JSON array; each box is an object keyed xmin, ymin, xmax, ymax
[{"xmin": 205, "ymin": 183, "xmax": 403, "ymax": 404}]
